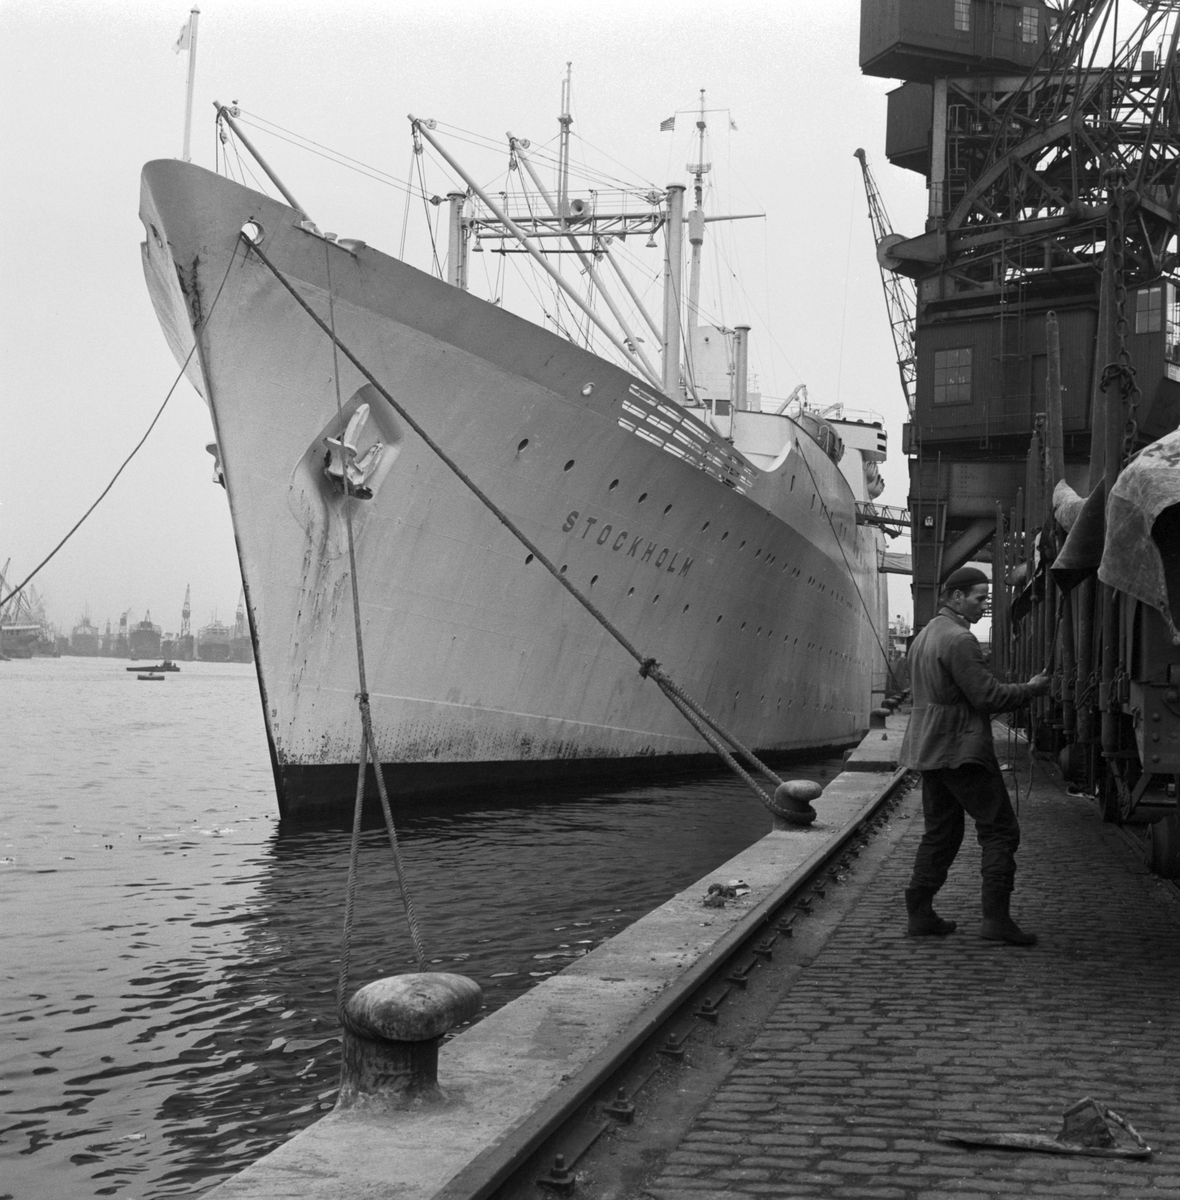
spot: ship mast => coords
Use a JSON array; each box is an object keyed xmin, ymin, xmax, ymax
[
  {"xmin": 557, "ymin": 63, "xmax": 573, "ymax": 223},
  {"xmin": 686, "ymin": 89, "xmax": 710, "ymax": 329}
]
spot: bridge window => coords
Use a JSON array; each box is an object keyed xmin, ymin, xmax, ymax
[
  {"xmin": 954, "ymin": 0, "xmax": 970, "ymax": 33},
  {"xmin": 1020, "ymin": 6, "xmax": 1039, "ymax": 43},
  {"xmin": 933, "ymin": 347, "xmax": 972, "ymax": 405},
  {"xmin": 1136, "ymin": 285, "xmax": 1163, "ymax": 334}
]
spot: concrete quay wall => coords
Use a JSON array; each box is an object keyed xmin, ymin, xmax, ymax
[{"xmin": 207, "ymin": 724, "xmax": 906, "ymax": 1200}]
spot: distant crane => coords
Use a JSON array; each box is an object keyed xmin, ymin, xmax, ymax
[
  {"xmin": 853, "ymin": 148, "xmax": 916, "ymax": 421},
  {"xmin": 180, "ymin": 584, "xmax": 191, "ymax": 640}
]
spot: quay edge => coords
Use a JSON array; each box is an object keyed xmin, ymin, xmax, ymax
[{"xmin": 204, "ymin": 717, "xmax": 906, "ymax": 1200}]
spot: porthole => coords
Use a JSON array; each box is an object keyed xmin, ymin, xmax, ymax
[
  {"xmin": 739, "ymin": 540, "xmax": 746, "ymax": 550},
  {"xmin": 525, "ymin": 553, "xmax": 534, "ymax": 564},
  {"xmin": 560, "ymin": 564, "xmax": 568, "ymax": 574},
  {"xmin": 663, "ymin": 504, "xmax": 672, "ymax": 515},
  {"xmin": 721, "ymin": 531, "xmax": 729, "ymax": 542},
  {"xmin": 652, "ymin": 595, "xmax": 660, "ymax": 604},
  {"xmin": 581, "ymin": 382, "xmax": 595, "ymax": 396},
  {"xmin": 627, "ymin": 587, "xmax": 635, "ymax": 596},
  {"xmin": 564, "ymin": 460, "xmax": 575, "ymax": 472},
  {"xmin": 638, "ymin": 492, "xmax": 648, "ymax": 503},
  {"xmin": 590, "ymin": 575, "xmax": 598, "ymax": 586},
  {"xmin": 716, "ymin": 615, "xmax": 723, "ymax": 623},
  {"xmin": 740, "ymin": 622, "xmax": 746, "ymax": 630},
  {"xmin": 241, "ymin": 220, "xmax": 263, "ymax": 244},
  {"xmin": 755, "ymin": 549, "xmax": 761, "ymax": 558},
  {"xmin": 517, "ymin": 438, "xmax": 529, "ymax": 452},
  {"xmin": 682, "ymin": 604, "xmax": 690, "ymax": 613},
  {"xmin": 701, "ymin": 520, "xmax": 710, "ymax": 532},
  {"xmin": 609, "ymin": 479, "xmax": 619, "ymax": 491}
]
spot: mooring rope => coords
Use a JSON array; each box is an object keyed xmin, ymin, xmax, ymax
[
  {"xmin": 242, "ymin": 232, "xmax": 814, "ymax": 820},
  {"xmin": 0, "ymin": 248, "xmax": 243, "ymax": 611},
  {"xmin": 322, "ymin": 245, "xmax": 429, "ymax": 1014}
]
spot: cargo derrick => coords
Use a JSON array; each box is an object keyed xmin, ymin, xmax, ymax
[{"xmin": 861, "ymin": 0, "xmax": 1180, "ymax": 873}]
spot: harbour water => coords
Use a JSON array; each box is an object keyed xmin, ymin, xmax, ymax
[{"xmin": 1, "ymin": 657, "xmax": 840, "ymax": 1198}]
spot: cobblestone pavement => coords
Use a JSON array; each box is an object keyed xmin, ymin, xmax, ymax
[{"xmin": 644, "ymin": 758, "xmax": 1180, "ymax": 1199}]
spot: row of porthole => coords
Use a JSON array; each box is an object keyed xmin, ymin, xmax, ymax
[
  {"xmin": 524, "ymin": 554, "xmax": 855, "ymax": 651},
  {"xmin": 523, "ymin": 442, "xmax": 853, "ymax": 585},
  {"xmin": 521, "ymin": 458, "xmax": 854, "ymax": 605}
]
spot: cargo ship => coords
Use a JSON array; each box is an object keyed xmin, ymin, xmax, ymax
[
  {"xmin": 70, "ymin": 614, "xmax": 101, "ymax": 657},
  {"xmin": 128, "ymin": 612, "xmax": 162, "ymax": 660},
  {"xmin": 196, "ymin": 619, "xmax": 232, "ymax": 662},
  {"xmin": 139, "ymin": 98, "xmax": 890, "ymax": 818}
]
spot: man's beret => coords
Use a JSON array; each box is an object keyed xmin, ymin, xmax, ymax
[{"xmin": 942, "ymin": 566, "xmax": 989, "ymax": 593}]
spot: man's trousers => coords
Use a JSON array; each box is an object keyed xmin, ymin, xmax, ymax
[{"xmin": 909, "ymin": 763, "xmax": 1021, "ymax": 893}]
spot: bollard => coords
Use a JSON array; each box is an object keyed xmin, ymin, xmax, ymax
[
  {"xmin": 772, "ymin": 779, "xmax": 823, "ymax": 829},
  {"xmin": 338, "ymin": 972, "xmax": 482, "ymax": 1108},
  {"xmin": 869, "ymin": 707, "xmax": 890, "ymax": 729}
]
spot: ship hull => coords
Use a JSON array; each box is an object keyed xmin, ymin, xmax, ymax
[{"xmin": 140, "ymin": 160, "xmax": 886, "ymax": 819}]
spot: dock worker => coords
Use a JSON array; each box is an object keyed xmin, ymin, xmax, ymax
[{"xmin": 898, "ymin": 566, "xmax": 1050, "ymax": 946}]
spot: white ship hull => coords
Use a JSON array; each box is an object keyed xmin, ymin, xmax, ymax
[{"xmin": 140, "ymin": 160, "xmax": 887, "ymax": 818}]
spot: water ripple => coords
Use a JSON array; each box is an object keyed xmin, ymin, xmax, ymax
[{"xmin": 1, "ymin": 657, "xmax": 840, "ymax": 1197}]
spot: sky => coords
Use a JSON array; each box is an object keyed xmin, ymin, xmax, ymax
[{"xmin": 0, "ymin": 0, "xmax": 928, "ymax": 637}]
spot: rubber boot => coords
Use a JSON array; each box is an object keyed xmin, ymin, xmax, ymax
[
  {"xmin": 979, "ymin": 882, "xmax": 1037, "ymax": 946},
  {"xmin": 904, "ymin": 886, "xmax": 957, "ymax": 936}
]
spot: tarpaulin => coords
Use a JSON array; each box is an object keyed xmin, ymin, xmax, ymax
[
  {"xmin": 1098, "ymin": 429, "xmax": 1180, "ymax": 644},
  {"xmin": 1052, "ymin": 482, "xmax": 1106, "ymax": 593}
]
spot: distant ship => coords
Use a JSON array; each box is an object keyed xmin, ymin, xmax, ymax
[
  {"xmin": 229, "ymin": 590, "xmax": 254, "ymax": 663},
  {"xmin": 139, "ymin": 96, "xmax": 890, "ymax": 818},
  {"xmin": 196, "ymin": 620, "xmax": 232, "ymax": 662},
  {"xmin": 128, "ymin": 612, "xmax": 162, "ymax": 661},
  {"xmin": 70, "ymin": 615, "xmax": 101, "ymax": 657}
]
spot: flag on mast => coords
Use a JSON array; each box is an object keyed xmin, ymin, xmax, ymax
[
  {"xmin": 174, "ymin": 20, "xmax": 191, "ymax": 54},
  {"xmin": 659, "ymin": 116, "xmax": 675, "ymax": 132}
]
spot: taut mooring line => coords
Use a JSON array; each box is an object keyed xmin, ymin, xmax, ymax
[
  {"xmin": 242, "ymin": 231, "xmax": 817, "ymax": 823},
  {"xmin": 322, "ymin": 243, "xmax": 429, "ymax": 1014}
]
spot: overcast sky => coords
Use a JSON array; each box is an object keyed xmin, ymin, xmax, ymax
[{"xmin": 0, "ymin": 0, "xmax": 926, "ymax": 637}]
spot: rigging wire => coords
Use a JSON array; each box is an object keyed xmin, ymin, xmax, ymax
[
  {"xmin": 0, "ymin": 247, "xmax": 243, "ymax": 611},
  {"xmin": 793, "ymin": 439, "xmax": 902, "ymax": 695},
  {"xmin": 834, "ymin": 188, "xmax": 857, "ymax": 406}
]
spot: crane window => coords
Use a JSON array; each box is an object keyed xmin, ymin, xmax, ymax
[
  {"xmin": 1166, "ymin": 283, "xmax": 1180, "ymax": 364},
  {"xmin": 1020, "ymin": 7, "xmax": 1039, "ymax": 43},
  {"xmin": 1136, "ymin": 285, "xmax": 1163, "ymax": 334},
  {"xmin": 933, "ymin": 348, "xmax": 972, "ymax": 405},
  {"xmin": 954, "ymin": 0, "xmax": 971, "ymax": 33}
]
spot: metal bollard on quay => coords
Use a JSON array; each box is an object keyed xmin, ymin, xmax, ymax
[{"xmin": 338, "ymin": 972, "xmax": 483, "ymax": 1107}]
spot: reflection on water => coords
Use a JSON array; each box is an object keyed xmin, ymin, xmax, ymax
[{"xmin": 0, "ymin": 658, "xmax": 840, "ymax": 1197}]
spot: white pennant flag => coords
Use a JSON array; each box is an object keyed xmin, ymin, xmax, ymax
[{"xmin": 174, "ymin": 21, "xmax": 190, "ymax": 54}]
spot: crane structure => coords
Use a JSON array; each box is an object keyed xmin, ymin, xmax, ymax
[
  {"xmin": 860, "ymin": 0, "xmax": 1180, "ymax": 860},
  {"xmin": 863, "ymin": 0, "xmax": 1180, "ymax": 623},
  {"xmin": 853, "ymin": 148, "xmax": 917, "ymax": 420}
]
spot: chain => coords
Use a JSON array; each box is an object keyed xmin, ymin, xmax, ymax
[{"xmin": 1101, "ymin": 170, "xmax": 1142, "ymax": 464}]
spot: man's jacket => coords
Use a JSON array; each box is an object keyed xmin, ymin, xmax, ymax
[{"xmin": 898, "ymin": 608, "xmax": 1036, "ymax": 771}]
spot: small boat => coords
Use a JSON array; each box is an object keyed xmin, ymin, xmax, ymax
[
  {"xmin": 125, "ymin": 661, "xmax": 181, "ymax": 672},
  {"xmin": 137, "ymin": 672, "xmax": 166, "ymax": 681}
]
